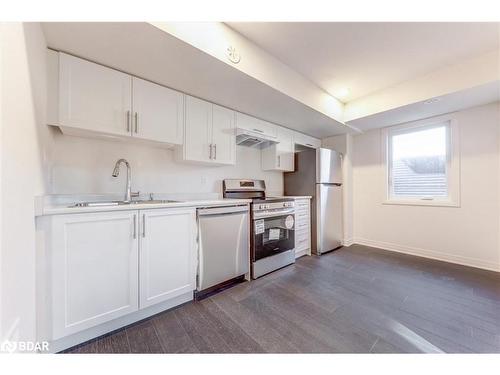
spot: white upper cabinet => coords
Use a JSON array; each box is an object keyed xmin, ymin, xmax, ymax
[
  {"xmin": 235, "ymin": 112, "xmax": 277, "ymax": 139},
  {"xmin": 211, "ymin": 104, "xmax": 236, "ymax": 165},
  {"xmin": 55, "ymin": 53, "xmax": 183, "ymax": 146},
  {"xmin": 178, "ymin": 95, "xmax": 236, "ymax": 166},
  {"xmin": 131, "ymin": 77, "xmax": 184, "ymax": 145},
  {"xmin": 59, "ymin": 53, "xmax": 132, "ymax": 137},
  {"xmin": 52, "ymin": 52, "xmax": 320, "ymax": 161},
  {"xmin": 262, "ymin": 126, "xmax": 295, "ymax": 172},
  {"xmin": 139, "ymin": 208, "xmax": 196, "ymax": 309},
  {"xmin": 293, "ymin": 132, "xmax": 322, "ymax": 149},
  {"xmin": 182, "ymin": 95, "xmax": 212, "ymax": 163}
]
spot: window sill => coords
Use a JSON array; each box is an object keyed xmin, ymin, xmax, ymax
[{"xmin": 382, "ymin": 199, "xmax": 460, "ymax": 208}]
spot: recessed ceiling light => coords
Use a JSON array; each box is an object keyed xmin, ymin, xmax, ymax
[{"xmin": 336, "ymin": 88, "xmax": 350, "ymax": 99}]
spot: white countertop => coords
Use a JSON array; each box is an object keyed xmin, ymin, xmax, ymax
[
  {"xmin": 36, "ymin": 195, "xmax": 251, "ymax": 216},
  {"xmin": 35, "ymin": 193, "xmax": 310, "ymax": 216},
  {"xmin": 270, "ymin": 196, "xmax": 312, "ymax": 199}
]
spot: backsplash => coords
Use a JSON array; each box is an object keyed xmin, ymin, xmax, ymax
[{"xmin": 49, "ymin": 132, "xmax": 284, "ymax": 197}]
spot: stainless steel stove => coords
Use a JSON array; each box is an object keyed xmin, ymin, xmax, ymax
[{"xmin": 223, "ymin": 179, "xmax": 296, "ymax": 279}]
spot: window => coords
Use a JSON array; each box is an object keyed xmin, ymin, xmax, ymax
[{"xmin": 384, "ymin": 116, "xmax": 459, "ymax": 206}]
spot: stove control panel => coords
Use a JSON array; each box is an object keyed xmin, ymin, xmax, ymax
[{"xmin": 253, "ymin": 200, "xmax": 295, "ymax": 212}]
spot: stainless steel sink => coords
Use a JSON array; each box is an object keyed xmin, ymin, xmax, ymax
[{"xmin": 71, "ymin": 199, "xmax": 181, "ymax": 207}]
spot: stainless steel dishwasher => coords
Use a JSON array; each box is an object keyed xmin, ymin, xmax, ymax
[{"xmin": 197, "ymin": 205, "xmax": 250, "ymax": 294}]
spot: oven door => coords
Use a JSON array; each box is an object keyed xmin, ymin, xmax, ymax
[{"xmin": 253, "ymin": 212, "xmax": 295, "ymax": 261}]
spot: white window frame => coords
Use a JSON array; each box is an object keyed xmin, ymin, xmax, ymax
[{"xmin": 382, "ymin": 114, "xmax": 460, "ymax": 207}]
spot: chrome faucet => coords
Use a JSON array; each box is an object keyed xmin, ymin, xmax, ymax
[{"xmin": 112, "ymin": 159, "xmax": 139, "ymax": 202}]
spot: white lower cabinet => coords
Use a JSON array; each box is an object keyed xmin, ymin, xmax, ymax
[
  {"xmin": 294, "ymin": 199, "xmax": 311, "ymax": 258},
  {"xmin": 139, "ymin": 208, "xmax": 196, "ymax": 309},
  {"xmin": 47, "ymin": 208, "xmax": 197, "ymax": 341},
  {"xmin": 50, "ymin": 211, "xmax": 139, "ymax": 340}
]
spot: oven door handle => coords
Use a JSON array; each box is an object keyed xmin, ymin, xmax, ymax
[{"xmin": 253, "ymin": 209, "xmax": 295, "ymax": 219}]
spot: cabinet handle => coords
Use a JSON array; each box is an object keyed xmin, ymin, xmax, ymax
[
  {"xmin": 306, "ymin": 143, "xmax": 313, "ymax": 147},
  {"xmin": 209, "ymin": 144, "xmax": 213, "ymax": 159},
  {"xmin": 134, "ymin": 112, "xmax": 138, "ymax": 133},
  {"xmin": 133, "ymin": 214, "xmax": 137, "ymax": 239},
  {"xmin": 252, "ymin": 128, "xmax": 264, "ymax": 133},
  {"xmin": 214, "ymin": 144, "xmax": 217, "ymax": 160},
  {"xmin": 126, "ymin": 111, "xmax": 131, "ymax": 132},
  {"xmin": 142, "ymin": 214, "xmax": 146, "ymax": 238},
  {"xmin": 278, "ymin": 155, "xmax": 281, "ymax": 168}
]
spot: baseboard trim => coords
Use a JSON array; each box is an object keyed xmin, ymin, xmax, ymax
[
  {"xmin": 342, "ymin": 238, "xmax": 354, "ymax": 247},
  {"xmin": 295, "ymin": 248, "xmax": 310, "ymax": 259},
  {"xmin": 352, "ymin": 238, "xmax": 500, "ymax": 273}
]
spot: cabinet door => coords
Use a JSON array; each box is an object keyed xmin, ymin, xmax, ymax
[
  {"xmin": 294, "ymin": 199, "xmax": 311, "ymax": 257},
  {"xmin": 211, "ymin": 104, "xmax": 236, "ymax": 165},
  {"xmin": 59, "ymin": 53, "xmax": 132, "ymax": 137},
  {"xmin": 276, "ymin": 127, "xmax": 295, "ymax": 171},
  {"xmin": 262, "ymin": 126, "xmax": 295, "ymax": 171},
  {"xmin": 132, "ymin": 77, "xmax": 184, "ymax": 145},
  {"xmin": 50, "ymin": 211, "xmax": 139, "ymax": 339},
  {"xmin": 235, "ymin": 112, "xmax": 277, "ymax": 139},
  {"xmin": 293, "ymin": 132, "xmax": 321, "ymax": 149},
  {"xmin": 139, "ymin": 208, "xmax": 196, "ymax": 309},
  {"xmin": 183, "ymin": 95, "xmax": 212, "ymax": 163}
]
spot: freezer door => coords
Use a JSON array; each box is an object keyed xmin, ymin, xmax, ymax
[
  {"xmin": 315, "ymin": 184, "xmax": 343, "ymax": 254},
  {"xmin": 316, "ymin": 148, "xmax": 342, "ymax": 184}
]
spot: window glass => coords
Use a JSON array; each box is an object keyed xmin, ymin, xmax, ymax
[{"xmin": 390, "ymin": 125, "xmax": 448, "ymax": 199}]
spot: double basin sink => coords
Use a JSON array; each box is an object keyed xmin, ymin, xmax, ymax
[{"xmin": 71, "ymin": 199, "xmax": 182, "ymax": 208}]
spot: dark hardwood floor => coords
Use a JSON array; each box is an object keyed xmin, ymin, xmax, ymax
[{"xmin": 65, "ymin": 245, "xmax": 500, "ymax": 353}]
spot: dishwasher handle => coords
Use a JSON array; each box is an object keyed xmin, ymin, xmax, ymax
[{"xmin": 197, "ymin": 205, "xmax": 249, "ymax": 216}]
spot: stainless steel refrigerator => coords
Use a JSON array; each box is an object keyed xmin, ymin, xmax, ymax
[{"xmin": 284, "ymin": 148, "xmax": 343, "ymax": 255}]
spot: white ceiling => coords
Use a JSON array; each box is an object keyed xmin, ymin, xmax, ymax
[
  {"xmin": 347, "ymin": 81, "xmax": 500, "ymax": 131},
  {"xmin": 227, "ymin": 22, "xmax": 500, "ymax": 102}
]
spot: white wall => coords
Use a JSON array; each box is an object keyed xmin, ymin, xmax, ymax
[
  {"xmin": 352, "ymin": 102, "xmax": 500, "ymax": 271},
  {"xmin": 0, "ymin": 23, "xmax": 50, "ymax": 345},
  {"xmin": 49, "ymin": 132, "xmax": 283, "ymax": 197}
]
